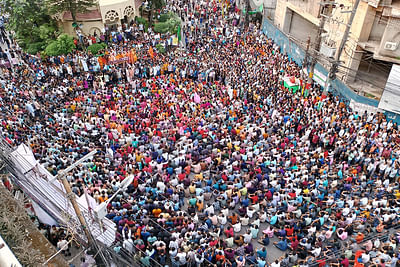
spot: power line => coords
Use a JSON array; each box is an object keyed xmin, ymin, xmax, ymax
[
  {"xmin": 307, "ymin": 3, "xmax": 329, "ymax": 86},
  {"xmin": 334, "ymin": 68, "xmax": 400, "ymax": 96},
  {"xmin": 285, "ymin": 33, "xmax": 398, "ymax": 96},
  {"xmin": 0, "ymin": 103, "xmax": 113, "ymax": 265},
  {"xmin": 336, "ymin": 63, "xmax": 400, "ymax": 84},
  {"xmin": 0, "ymin": 79, "xmax": 231, "ymax": 267},
  {"xmin": 341, "ymin": 39, "xmax": 396, "ymax": 72},
  {"xmin": 323, "ymin": 0, "xmax": 361, "ymax": 93}
]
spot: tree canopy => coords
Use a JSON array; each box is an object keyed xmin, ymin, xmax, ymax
[
  {"xmin": 3, "ymin": 0, "xmax": 58, "ymax": 54},
  {"xmin": 148, "ymin": 0, "xmax": 166, "ymax": 25},
  {"xmin": 45, "ymin": 34, "xmax": 75, "ymax": 56},
  {"xmin": 45, "ymin": 0, "xmax": 96, "ymax": 24},
  {"xmin": 153, "ymin": 12, "xmax": 181, "ymax": 34},
  {"xmin": 87, "ymin": 43, "xmax": 107, "ymax": 55},
  {"xmin": 4, "ymin": 0, "xmax": 96, "ymax": 55}
]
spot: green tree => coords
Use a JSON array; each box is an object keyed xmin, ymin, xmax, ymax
[
  {"xmin": 45, "ymin": 34, "xmax": 76, "ymax": 56},
  {"xmin": 39, "ymin": 24, "xmax": 59, "ymax": 41},
  {"xmin": 87, "ymin": 43, "xmax": 107, "ymax": 55},
  {"xmin": 148, "ymin": 0, "xmax": 166, "ymax": 26},
  {"xmin": 45, "ymin": 0, "xmax": 96, "ymax": 26},
  {"xmin": 158, "ymin": 13, "xmax": 170, "ymax": 23},
  {"xmin": 155, "ymin": 43, "xmax": 165, "ymax": 54},
  {"xmin": 153, "ymin": 12, "xmax": 180, "ymax": 34},
  {"xmin": 135, "ymin": 16, "xmax": 149, "ymax": 31},
  {"xmin": 3, "ymin": 0, "xmax": 58, "ymax": 53}
]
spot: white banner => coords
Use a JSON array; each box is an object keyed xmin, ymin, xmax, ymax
[
  {"xmin": 313, "ymin": 69, "xmax": 327, "ymax": 87},
  {"xmin": 378, "ymin": 64, "xmax": 400, "ymax": 114},
  {"xmin": 32, "ymin": 201, "xmax": 58, "ymax": 226},
  {"xmin": 350, "ymin": 99, "xmax": 382, "ymax": 114},
  {"xmin": 10, "ymin": 144, "xmax": 116, "ymax": 246}
]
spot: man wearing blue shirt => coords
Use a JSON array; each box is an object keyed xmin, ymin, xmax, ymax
[{"xmin": 257, "ymin": 257, "xmax": 266, "ymax": 267}]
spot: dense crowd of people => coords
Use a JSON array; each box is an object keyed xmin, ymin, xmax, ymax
[{"xmin": 1, "ymin": 0, "xmax": 400, "ymax": 266}]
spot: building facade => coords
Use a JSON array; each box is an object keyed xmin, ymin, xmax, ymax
[
  {"xmin": 55, "ymin": 0, "xmax": 143, "ymax": 37},
  {"xmin": 271, "ymin": 0, "xmax": 400, "ymax": 98}
]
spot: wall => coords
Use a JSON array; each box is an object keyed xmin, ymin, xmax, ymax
[
  {"xmin": 313, "ymin": 62, "xmax": 380, "ymax": 107},
  {"xmin": 369, "ymin": 11, "xmax": 387, "ymax": 41},
  {"xmin": 261, "ymin": 18, "xmax": 400, "ymax": 124},
  {"xmin": 0, "ymin": 234, "xmax": 21, "ymax": 267},
  {"xmin": 99, "ymin": 0, "xmax": 139, "ymax": 25},
  {"xmin": 322, "ymin": 1, "xmax": 376, "ymax": 83},
  {"xmin": 263, "ymin": 0, "xmax": 276, "ymax": 20},
  {"xmin": 275, "ymin": 0, "xmax": 379, "ymax": 83},
  {"xmin": 263, "ymin": 17, "xmax": 305, "ymax": 66},
  {"xmin": 378, "ymin": 17, "xmax": 400, "ymax": 58},
  {"xmin": 60, "ymin": 0, "xmax": 140, "ymax": 34},
  {"xmin": 288, "ymin": 11, "xmax": 319, "ymax": 43},
  {"xmin": 274, "ymin": 0, "xmax": 320, "ymax": 30},
  {"xmin": 62, "ymin": 20, "xmax": 104, "ymax": 36}
]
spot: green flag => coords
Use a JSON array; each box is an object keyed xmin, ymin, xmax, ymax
[
  {"xmin": 249, "ymin": 4, "xmax": 263, "ymax": 14},
  {"xmin": 177, "ymin": 25, "xmax": 181, "ymax": 41}
]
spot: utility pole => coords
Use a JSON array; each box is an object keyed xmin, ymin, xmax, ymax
[
  {"xmin": 307, "ymin": 4, "xmax": 329, "ymax": 88},
  {"xmin": 60, "ymin": 176, "xmax": 94, "ymax": 245},
  {"xmin": 50, "ymin": 150, "xmax": 110, "ymax": 266},
  {"xmin": 323, "ymin": 0, "xmax": 361, "ymax": 94},
  {"xmin": 51, "ymin": 150, "xmax": 97, "ymax": 247},
  {"xmin": 302, "ymin": 36, "xmax": 311, "ymax": 91}
]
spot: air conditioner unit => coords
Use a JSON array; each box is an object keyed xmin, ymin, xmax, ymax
[
  {"xmin": 320, "ymin": 42, "xmax": 337, "ymax": 58},
  {"xmin": 384, "ymin": 41, "xmax": 398, "ymax": 51}
]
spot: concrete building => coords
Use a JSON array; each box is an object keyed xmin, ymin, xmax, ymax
[
  {"xmin": 236, "ymin": 0, "xmax": 276, "ymax": 23},
  {"xmin": 272, "ymin": 0, "xmax": 400, "ymax": 98},
  {"xmin": 54, "ymin": 0, "xmax": 143, "ymax": 36},
  {"xmin": 251, "ymin": 0, "xmax": 277, "ymax": 20}
]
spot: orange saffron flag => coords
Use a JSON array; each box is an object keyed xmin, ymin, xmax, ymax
[
  {"xmin": 148, "ymin": 46, "xmax": 154, "ymax": 59},
  {"xmin": 129, "ymin": 48, "xmax": 137, "ymax": 63}
]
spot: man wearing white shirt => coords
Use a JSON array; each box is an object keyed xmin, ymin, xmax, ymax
[
  {"xmin": 123, "ymin": 238, "xmax": 134, "ymax": 254},
  {"xmin": 204, "ymin": 204, "xmax": 214, "ymax": 215},
  {"xmin": 233, "ymin": 222, "xmax": 241, "ymax": 232},
  {"xmin": 177, "ymin": 249, "xmax": 187, "ymax": 266}
]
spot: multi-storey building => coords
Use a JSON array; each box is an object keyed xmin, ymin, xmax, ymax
[{"xmin": 270, "ymin": 0, "xmax": 400, "ymax": 99}]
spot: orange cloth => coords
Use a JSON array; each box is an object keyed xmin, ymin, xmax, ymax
[
  {"xmin": 128, "ymin": 49, "xmax": 137, "ymax": 63},
  {"xmin": 355, "ymin": 233, "xmax": 364, "ymax": 243},
  {"xmin": 148, "ymin": 47, "xmax": 154, "ymax": 59}
]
